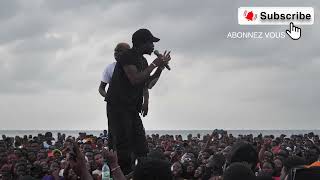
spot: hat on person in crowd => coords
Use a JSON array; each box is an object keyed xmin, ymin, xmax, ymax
[{"xmin": 132, "ymin": 29, "xmax": 160, "ymax": 46}]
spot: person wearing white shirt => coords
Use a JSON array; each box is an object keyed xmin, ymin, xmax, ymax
[
  {"xmin": 99, "ymin": 42, "xmax": 155, "ymax": 117},
  {"xmin": 99, "ymin": 43, "xmax": 131, "ymax": 98}
]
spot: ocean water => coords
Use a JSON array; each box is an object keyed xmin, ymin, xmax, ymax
[{"xmin": 0, "ymin": 130, "xmax": 319, "ymax": 140}]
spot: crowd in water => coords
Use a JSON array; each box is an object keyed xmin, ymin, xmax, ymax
[{"xmin": 0, "ymin": 130, "xmax": 319, "ymax": 180}]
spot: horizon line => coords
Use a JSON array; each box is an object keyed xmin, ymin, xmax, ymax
[{"xmin": 0, "ymin": 129, "xmax": 319, "ymax": 131}]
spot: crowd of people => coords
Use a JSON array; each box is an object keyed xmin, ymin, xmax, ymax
[{"xmin": 0, "ymin": 130, "xmax": 319, "ymax": 180}]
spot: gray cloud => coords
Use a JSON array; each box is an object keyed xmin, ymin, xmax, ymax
[{"xmin": 0, "ymin": 0, "xmax": 319, "ymax": 130}]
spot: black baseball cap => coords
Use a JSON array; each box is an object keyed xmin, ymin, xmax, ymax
[{"xmin": 132, "ymin": 28, "xmax": 160, "ymax": 45}]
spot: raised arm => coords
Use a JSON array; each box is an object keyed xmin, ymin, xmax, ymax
[
  {"xmin": 102, "ymin": 148, "xmax": 126, "ymax": 180},
  {"xmin": 123, "ymin": 64, "xmax": 157, "ymax": 85},
  {"xmin": 123, "ymin": 51, "xmax": 171, "ymax": 86},
  {"xmin": 147, "ymin": 67, "xmax": 164, "ymax": 89}
]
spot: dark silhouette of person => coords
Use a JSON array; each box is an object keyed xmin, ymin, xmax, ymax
[{"xmin": 106, "ymin": 28, "xmax": 171, "ymax": 174}]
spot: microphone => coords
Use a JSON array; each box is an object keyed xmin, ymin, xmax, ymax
[{"xmin": 154, "ymin": 50, "xmax": 171, "ymax": 70}]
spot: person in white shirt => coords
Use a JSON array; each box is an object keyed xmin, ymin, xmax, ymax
[
  {"xmin": 99, "ymin": 42, "xmax": 130, "ymax": 98},
  {"xmin": 99, "ymin": 42, "xmax": 155, "ymax": 117}
]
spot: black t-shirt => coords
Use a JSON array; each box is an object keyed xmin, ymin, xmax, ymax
[{"xmin": 106, "ymin": 49, "xmax": 148, "ymax": 111}]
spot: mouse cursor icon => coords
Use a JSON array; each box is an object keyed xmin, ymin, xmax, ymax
[{"xmin": 286, "ymin": 22, "xmax": 301, "ymax": 40}]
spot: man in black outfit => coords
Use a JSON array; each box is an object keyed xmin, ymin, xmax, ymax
[{"xmin": 106, "ymin": 28, "xmax": 171, "ymax": 174}]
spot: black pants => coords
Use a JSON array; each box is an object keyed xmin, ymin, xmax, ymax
[{"xmin": 106, "ymin": 104, "xmax": 148, "ymax": 174}]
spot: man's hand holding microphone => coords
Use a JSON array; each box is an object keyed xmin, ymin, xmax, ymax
[{"xmin": 151, "ymin": 50, "xmax": 171, "ymax": 70}]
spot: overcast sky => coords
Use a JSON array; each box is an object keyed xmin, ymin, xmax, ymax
[{"xmin": 1, "ymin": 0, "xmax": 319, "ymax": 130}]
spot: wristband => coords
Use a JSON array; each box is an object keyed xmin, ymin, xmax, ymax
[{"xmin": 151, "ymin": 62, "xmax": 157, "ymax": 67}]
